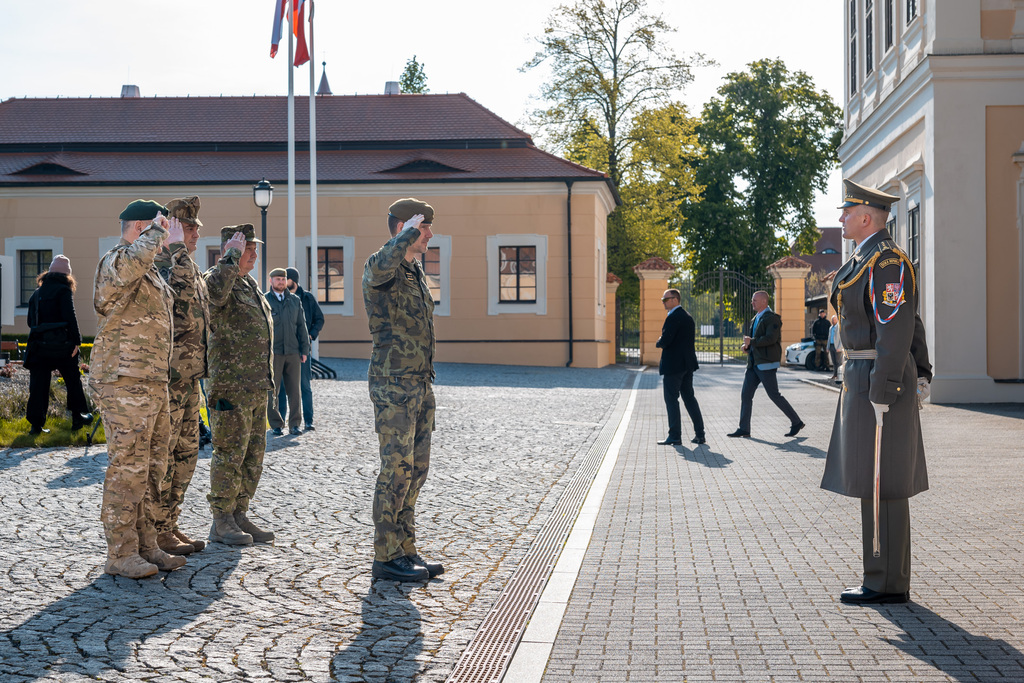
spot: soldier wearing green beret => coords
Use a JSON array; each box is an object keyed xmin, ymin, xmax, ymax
[
  {"xmin": 91, "ymin": 199, "xmax": 183, "ymax": 578},
  {"xmin": 203, "ymin": 225, "xmax": 277, "ymax": 546},
  {"xmin": 151, "ymin": 196, "xmax": 210, "ymax": 556},
  {"xmin": 822, "ymin": 179, "xmax": 932, "ymax": 605},
  {"xmin": 362, "ymin": 198, "xmax": 443, "ymax": 582}
]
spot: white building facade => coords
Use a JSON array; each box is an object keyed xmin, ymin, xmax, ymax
[{"xmin": 840, "ymin": 0, "xmax": 1024, "ymax": 403}]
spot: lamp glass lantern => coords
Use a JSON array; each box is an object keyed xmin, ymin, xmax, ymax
[{"xmin": 252, "ymin": 178, "xmax": 274, "ymax": 290}]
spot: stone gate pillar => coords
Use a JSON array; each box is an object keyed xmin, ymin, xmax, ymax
[
  {"xmin": 606, "ymin": 272, "xmax": 622, "ymax": 367},
  {"xmin": 768, "ymin": 256, "xmax": 812, "ymax": 361},
  {"xmin": 634, "ymin": 257, "xmax": 674, "ymax": 367}
]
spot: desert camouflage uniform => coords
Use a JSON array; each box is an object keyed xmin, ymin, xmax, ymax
[
  {"xmin": 89, "ymin": 222, "xmax": 174, "ymax": 561},
  {"xmin": 154, "ymin": 242, "xmax": 209, "ymax": 533},
  {"xmin": 363, "ymin": 226, "xmax": 436, "ymax": 562},
  {"xmin": 204, "ymin": 246, "xmax": 274, "ymax": 515}
]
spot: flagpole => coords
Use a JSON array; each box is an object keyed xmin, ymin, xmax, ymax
[
  {"xmin": 308, "ymin": 0, "xmax": 319, "ymax": 360},
  {"xmin": 287, "ymin": 0, "xmax": 297, "ymax": 271}
]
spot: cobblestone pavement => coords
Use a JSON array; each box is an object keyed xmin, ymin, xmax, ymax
[
  {"xmin": 0, "ymin": 359, "xmax": 631, "ymax": 682},
  {"xmin": 543, "ymin": 365, "xmax": 1024, "ymax": 682}
]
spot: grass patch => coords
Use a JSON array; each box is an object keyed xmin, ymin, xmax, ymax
[{"xmin": 0, "ymin": 417, "xmax": 105, "ymax": 448}]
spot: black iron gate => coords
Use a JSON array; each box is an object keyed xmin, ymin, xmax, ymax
[
  {"xmin": 678, "ymin": 268, "xmax": 775, "ymax": 365},
  {"xmin": 616, "ymin": 297, "xmax": 640, "ymax": 365}
]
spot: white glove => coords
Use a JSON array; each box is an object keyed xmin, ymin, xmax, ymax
[
  {"xmin": 401, "ymin": 213, "xmax": 425, "ymax": 232},
  {"xmin": 917, "ymin": 378, "xmax": 930, "ymax": 408},
  {"xmin": 871, "ymin": 401, "xmax": 889, "ymax": 426}
]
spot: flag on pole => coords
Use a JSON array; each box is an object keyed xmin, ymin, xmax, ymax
[
  {"xmin": 270, "ymin": 0, "xmax": 287, "ymax": 58},
  {"xmin": 293, "ymin": 0, "xmax": 310, "ymax": 67}
]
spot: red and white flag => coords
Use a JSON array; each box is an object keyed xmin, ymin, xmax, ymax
[
  {"xmin": 270, "ymin": 0, "xmax": 287, "ymax": 58},
  {"xmin": 293, "ymin": 0, "xmax": 310, "ymax": 67}
]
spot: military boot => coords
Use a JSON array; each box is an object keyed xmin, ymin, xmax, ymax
[
  {"xmin": 173, "ymin": 528, "xmax": 205, "ymax": 552},
  {"xmin": 234, "ymin": 510, "xmax": 275, "ymax": 543},
  {"xmin": 158, "ymin": 531, "xmax": 194, "ymax": 556},
  {"xmin": 105, "ymin": 554, "xmax": 158, "ymax": 579},
  {"xmin": 140, "ymin": 548, "xmax": 187, "ymax": 571},
  {"xmin": 210, "ymin": 513, "xmax": 253, "ymax": 546}
]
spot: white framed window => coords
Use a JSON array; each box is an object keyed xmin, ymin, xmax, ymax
[
  {"xmin": 421, "ymin": 234, "xmax": 451, "ymax": 316},
  {"xmin": 884, "ymin": 0, "xmax": 895, "ymax": 51},
  {"xmin": 486, "ymin": 234, "xmax": 547, "ymax": 316},
  {"xmin": 5, "ymin": 236, "xmax": 63, "ymax": 313},
  {"xmin": 296, "ymin": 235, "xmax": 355, "ymax": 316},
  {"xmin": 906, "ymin": 0, "xmax": 917, "ymax": 25},
  {"xmin": 865, "ymin": 0, "xmax": 875, "ymax": 76},
  {"xmin": 907, "ymin": 203, "xmax": 921, "ymax": 269},
  {"xmin": 849, "ymin": 0, "xmax": 859, "ymax": 95}
]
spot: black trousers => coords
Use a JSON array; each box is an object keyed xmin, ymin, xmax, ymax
[
  {"xmin": 662, "ymin": 371, "xmax": 705, "ymax": 440},
  {"xmin": 26, "ymin": 353, "xmax": 88, "ymax": 429},
  {"xmin": 860, "ymin": 498, "xmax": 911, "ymax": 593},
  {"xmin": 738, "ymin": 365, "xmax": 801, "ymax": 432}
]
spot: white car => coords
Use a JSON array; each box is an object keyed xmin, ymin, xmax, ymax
[{"xmin": 786, "ymin": 337, "xmax": 826, "ymax": 371}]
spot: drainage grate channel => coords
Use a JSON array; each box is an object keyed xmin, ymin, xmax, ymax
[{"xmin": 446, "ymin": 374, "xmax": 636, "ymax": 683}]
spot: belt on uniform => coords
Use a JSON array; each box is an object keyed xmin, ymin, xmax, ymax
[{"xmin": 845, "ymin": 349, "xmax": 878, "ymax": 360}]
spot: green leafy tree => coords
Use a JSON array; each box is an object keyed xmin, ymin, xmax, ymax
[
  {"xmin": 683, "ymin": 59, "xmax": 842, "ymax": 279},
  {"xmin": 399, "ymin": 55, "xmax": 429, "ymax": 94}
]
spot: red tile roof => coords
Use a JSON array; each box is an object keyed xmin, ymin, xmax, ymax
[
  {"xmin": 633, "ymin": 257, "xmax": 675, "ymax": 272},
  {"xmin": 769, "ymin": 255, "xmax": 812, "ymax": 269}
]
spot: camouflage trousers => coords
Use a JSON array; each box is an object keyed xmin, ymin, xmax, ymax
[
  {"xmin": 155, "ymin": 377, "xmax": 201, "ymax": 533},
  {"xmin": 368, "ymin": 375, "xmax": 435, "ymax": 562},
  {"xmin": 207, "ymin": 395, "xmax": 267, "ymax": 515},
  {"xmin": 89, "ymin": 377, "xmax": 171, "ymax": 561}
]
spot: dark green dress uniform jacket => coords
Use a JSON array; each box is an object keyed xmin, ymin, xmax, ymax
[{"xmin": 821, "ymin": 229, "xmax": 932, "ymax": 500}]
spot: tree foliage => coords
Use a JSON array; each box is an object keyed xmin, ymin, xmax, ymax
[
  {"xmin": 399, "ymin": 55, "xmax": 429, "ymax": 94},
  {"xmin": 682, "ymin": 59, "xmax": 842, "ymax": 279}
]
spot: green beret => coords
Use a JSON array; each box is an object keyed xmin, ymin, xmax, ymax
[
  {"xmin": 165, "ymin": 196, "xmax": 203, "ymax": 226},
  {"xmin": 119, "ymin": 199, "xmax": 168, "ymax": 222},
  {"xmin": 837, "ymin": 179, "xmax": 899, "ymax": 213},
  {"xmin": 388, "ymin": 197, "xmax": 434, "ymax": 224},
  {"xmin": 219, "ymin": 224, "xmax": 262, "ymax": 244},
  {"xmin": 269, "ymin": 267, "xmax": 288, "ymax": 278}
]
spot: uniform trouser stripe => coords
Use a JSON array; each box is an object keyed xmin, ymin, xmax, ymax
[{"xmin": 860, "ymin": 497, "xmax": 911, "ymax": 593}]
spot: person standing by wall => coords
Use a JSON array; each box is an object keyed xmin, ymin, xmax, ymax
[
  {"xmin": 655, "ymin": 288, "xmax": 705, "ymax": 446},
  {"xmin": 24, "ymin": 255, "xmax": 92, "ymax": 435},
  {"xmin": 265, "ymin": 268, "xmax": 309, "ymax": 437},
  {"xmin": 828, "ymin": 314, "xmax": 842, "ymax": 382},
  {"xmin": 811, "ymin": 308, "xmax": 831, "ymax": 371},
  {"xmin": 278, "ymin": 266, "xmax": 323, "ymax": 431}
]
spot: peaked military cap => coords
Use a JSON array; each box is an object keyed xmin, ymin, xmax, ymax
[
  {"xmin": 269, "ymin": 267, "xmax": 288, "ymax": 278},
  {"xmin": 220, "ymin": 223, "xmax": 263, "ymax": 244},
  {"xmin": 388, "ymin": 197, "xmax": 434, "ymax": 224},
  {"xmin": 165, "ymin": 196, "xmax": 203, "ymax": 226},
  {"xmin": 119, "ymin": 199, "xmax": 168, "ymax": 221},
  {"xmin": 837, "ymin": 179, "xmax": 899, "ymax": 212}
]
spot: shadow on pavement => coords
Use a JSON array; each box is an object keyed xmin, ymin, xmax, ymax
[
  {"xmin": 676, "ymin": 446, "xmax": 733, "ymax": 468},
  {"xmin": 0, "ymin": 547, "xmax": 241, "ymax": 681},
  {"xmin": 940, "ymin": 403, "xmax": 1023, "ymax": 420},
  {"xmin": 46, "ymin": 449, "xmax": 105, "ymax": 489},
  {"xmin": 332, "ymin": 582, "xmax": 424, "ymax": 682},
  {"xmin": 876, "ymin": 602, "xmax": 1024, "ymax": 682}
]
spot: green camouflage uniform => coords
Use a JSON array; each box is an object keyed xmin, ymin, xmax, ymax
[
  {"xmin": 89, "ymin": 222, "xmax": 174, "ymax": 561},
  {"xmin": 204, "ymin": 246, "xmax": 275, "ymax": 515},
  {"xmin": 363, "ymin": 226, "xmax": 436, "ymax": 562},
  {"xmin": 154, "ymin": 242, "xmax": 209, "ymax": 533}
]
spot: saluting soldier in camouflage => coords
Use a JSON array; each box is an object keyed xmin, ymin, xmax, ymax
[
  {"xmin": 363, "ymin": 198, "xmax": 443, "ymax": 583},
  {"xmin": 204, "ymin": 224, "xmax": 276, "ymax": 546},
  {"xmin": 90, "ymin": 199, "xmax": 185, "ymax": 579},
  {"xmin": 822, "ymin": 179, "xmax": 932, "ymax": 605},
  {"xmin": 153, "ymin": 196, "xmax": 210, "ymax": 556}
]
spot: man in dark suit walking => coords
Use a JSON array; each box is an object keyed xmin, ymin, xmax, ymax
[
  {"xmin": 656, "ymin": 289, "xmax": 706, "ymax": 446},
  {"xmin": 728, "ymin": 290, "xmax": 805, "ymax": 438}
]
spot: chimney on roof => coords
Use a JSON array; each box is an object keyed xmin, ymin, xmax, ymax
[
  {"xmin": 120, "ymin": 85, "xmax": 141, "ymax": 98},
  {"xmin": 317, "ymin": 62, "xmax": 332, "ymax": 96},
  {"xmin": 384, "ymin": 81, "xmax": 401, "ymax": 95}
]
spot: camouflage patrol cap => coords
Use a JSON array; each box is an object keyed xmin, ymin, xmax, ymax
[
  {"xmin": 165, "ymin": 196, "xmax": 203, "ymax": 226},
  {"xmin": 838, "ymin": 179, "xmax": 899, "ymax": 212},
  {"xmin": 119, "ymin": 199, "xmax": 168, "ymax": 221},
  {"xmin": 269, "ymin": 267, "xmax": 288, "ymax": 278},
  {"xmin": 388, "ymin": 198, "xmax": 434, "ymax": 224},
  {"xmin": 220, "ymin": 224, "xmax": 263, "ymax": 244}
]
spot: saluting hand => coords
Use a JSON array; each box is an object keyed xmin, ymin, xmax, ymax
[
  {"xmin": 166, "ymin": 217, "xmax": 185, "ymax": 245},
  {"xmin": 224, "ymin": 231, "xmax": 247, "ymax": 254},
  {"xmin": 152, "ymin": 211, "xmax": 170, "ymax": 231},
  {"xmin": 401, "ymin": 214, "xmax": 425, "ymax": 232}
]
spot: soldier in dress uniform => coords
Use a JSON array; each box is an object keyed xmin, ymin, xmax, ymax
[
  {"xmin": 204, "ymin": 224, "xmax": 276, "ymax": 546},
  {"xmin": 91, "ymin": 200, "xmax": 184, "ymax": 578},
  {"xmin": 821, "ymin": 179, "xmax": 932, "ymax": 604},
  {"xmin": 153, "ymin": 196, "xmax": 210, "ymax": 556},
  {"xmin": 362, "ymin": 198, "xmax": 444, "ymax": 583}
]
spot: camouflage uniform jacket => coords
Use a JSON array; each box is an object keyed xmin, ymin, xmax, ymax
[
  {"xmin": 362, "ymin": 227, "xmax": 435, "ymax": 380},
  {"xmin": 91, "ymin": 223, "xmax": 174, "ymax": 384},
  {"xmin": 155, "ymin": 243, "xmax": 209, "ymax": 383},
  {"xmin": 204, "ymin": 248, "xmax": 274, "ymax": 400}
]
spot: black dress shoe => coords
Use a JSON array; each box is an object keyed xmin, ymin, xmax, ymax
[
  {"xmin": 28, "ymin": 426, "xmax": 50, "ymax": 435},
  {"xmin": 372, "ymin": 556, "xmax": 429, "ymax": 582},
  {"xmin": 691, "ymin": 436, "xmax": 706, "ymax": 445},
  {"xmin": 408, "ymin": 553, "xmax": 445, "ymax": 578},
  {"xmin": 657, "ymin": 438, "xmax": 682, "ymax": 445},
  {"xmin": 785, "ymin": 422, "xmax": 806, "ymax": 437},
  {"xmin": 840, "ymin": 586, "xmax": 909, "ymax": 605},
  {"xmin": 271, "ymin": 427, "xmax": 283, "ymax": 436},
  {"xmin": 71, "ymin": 412, "xmax": 93, "ymax": 430},
  {"xmin": 289, "ymin": 427, "xmax": 303, "ymax": 436},
  {"xmin": 726, "ymin": 430, "xmax": 750, "ymax": 438}
]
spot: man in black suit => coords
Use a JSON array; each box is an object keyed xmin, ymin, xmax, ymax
[
  {"xmin": 728, "ymin": 290, "xmax": 805, "ymax": 438},
  {"xmin": 656, "ymin": 289, "xmax": 706, "ymax": 446}
]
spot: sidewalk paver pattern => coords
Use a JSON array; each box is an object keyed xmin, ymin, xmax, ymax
[{"xmin": 0, "ymin": 359, "xmax": 1021, "ymax": 682}]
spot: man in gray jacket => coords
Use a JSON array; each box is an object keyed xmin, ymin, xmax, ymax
[{"xmin": 265, "ymin": 267, "xmax": 310, "ymax": 436}]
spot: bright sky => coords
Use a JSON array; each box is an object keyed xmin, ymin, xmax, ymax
[{"xmin": 0, "ymin": 0, "xmax": 843, "ymax": 227}]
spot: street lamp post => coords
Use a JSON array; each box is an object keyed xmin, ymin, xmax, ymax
[{"xmin": 252, "ymin": 178, "xmax": 274, "ymax": 291}]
